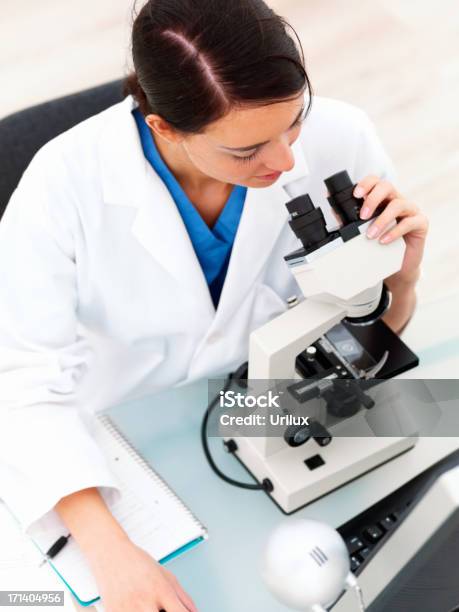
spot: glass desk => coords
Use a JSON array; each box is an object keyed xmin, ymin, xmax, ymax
[{"xmin": 91, "ymin": 292, "xmax": 459, "ymax": 611}]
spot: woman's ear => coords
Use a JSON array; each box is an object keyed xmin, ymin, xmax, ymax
[{"xmin": 145, "ymin": 114, "xmax": 184, "ymax": 145}]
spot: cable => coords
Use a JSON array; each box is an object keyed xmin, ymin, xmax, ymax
[
  {"xmin": 346, "ymin": 572, "xmax": 366, "ymax": 611},
  {"xmin": 201, "ymin": 368, "xmax": 271, "ymax": 491}
]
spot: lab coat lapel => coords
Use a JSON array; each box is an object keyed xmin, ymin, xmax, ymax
[
  {"xmin": 99, "ymin": 97, "xmax": 215, "ymax": 318},
  {"xmin": 213, "ymin": 138, "xmax": 310, "ymax": 327}
]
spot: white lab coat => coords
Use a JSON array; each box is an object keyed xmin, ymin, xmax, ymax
[{"xmin": 0, "ymin": 95, "xmax": 395, "ymax": 535}]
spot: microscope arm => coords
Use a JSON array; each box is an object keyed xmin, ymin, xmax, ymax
[{"xmin": 248, "ymin": 298, "xmax": 345, "ymax": 380}]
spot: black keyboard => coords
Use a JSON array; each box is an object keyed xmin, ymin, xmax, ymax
[
  {"xmin": 337, "ymin": 448, "xmax": 459, "ymax": 576},
  {"xmin": 340, "ymin": 499, "xmax": 411, "ymax": 573}
]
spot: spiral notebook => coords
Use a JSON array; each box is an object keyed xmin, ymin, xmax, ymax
[{"xmin": 30, "ymin": 413, "xmax": 208, "ymax": 607}]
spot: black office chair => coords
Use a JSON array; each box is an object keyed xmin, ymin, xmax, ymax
[{"xmin": 0, "ymin": 79, "xmax": 125, "ymax": 220}]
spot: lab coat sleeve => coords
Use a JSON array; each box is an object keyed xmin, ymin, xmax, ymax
[
  {"xmin": 352, "ymin": 109, "xmax": 397, "ymax": 185},
  {"xmin": 0, "ymin": 143, "xmax": 121, "ymax": 534}
]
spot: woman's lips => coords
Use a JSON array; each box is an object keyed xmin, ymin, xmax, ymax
[{"xmin": 256, "ymin": 171, "xmax": 282, "ymax": 181}]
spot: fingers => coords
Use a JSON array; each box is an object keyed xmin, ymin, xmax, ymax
[
  {"xmin": 174, "ymin": 586, "xmax": 198, "ymax": 612},
  {"xmin": 159, "ymin": 594, "xmax": 190, "ymax": 612},
  {"xmin": 106, "ymin": 598, "xmax": 159, "ymax": 612},
  {"xmin": 352, "ymin": 176, "xmax": 428, "ymax": 248},
  {"xmin": 353, "ymin": 174, "xmax": 380, "ymax": 198},
  {"xmin": 365, "ymin": 198, "xmax": 418, "ymax": 240},
  {"xmin": 354, "ymin": 178, "xmax": 400, "ymax": 220},
  {"xmin": 354, "ymin": 175, "xmax": 398, "ymax": 199},
  {"xmin": 164, "ymin": 572, "xmax": 198, "ymax": 612},
  {"xmin": 378, "ymin": 213, "xmax": 429, "ymax": 244}
]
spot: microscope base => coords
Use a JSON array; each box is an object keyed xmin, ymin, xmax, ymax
[{"xmin": 230, "ymin": 434, "xmax": 417, "ymax": 514}]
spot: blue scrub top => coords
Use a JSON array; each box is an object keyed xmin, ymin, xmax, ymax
[{"xmin": 133, "ymin": 108, "xmax": 247, "ymax": 308}]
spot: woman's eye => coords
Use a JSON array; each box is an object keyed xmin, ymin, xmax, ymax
[
  {"xmin": 291, "ymin": 115, "xmax": 306, "ymax": 129},
  {"xmin": 233, "ymin": 150, "xmax": 260, "ymax": 164},
  {"xmin": 231, "ymin": 114, "xmax": 305, "ymax": 165}
]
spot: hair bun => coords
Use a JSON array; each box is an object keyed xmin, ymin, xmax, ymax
[{"xmin": 123, "ymin": 72, "xmax": 149, "ymax": 115}]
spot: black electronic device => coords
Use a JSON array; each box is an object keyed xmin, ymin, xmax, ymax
[{"xmin": 336, "ymin": 449, "xmax": 459, "ymax": 612}]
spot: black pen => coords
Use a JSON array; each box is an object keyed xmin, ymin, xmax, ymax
[{"xmin": 39, "ymin": 534, "xmax": 72, "ymax": 567}]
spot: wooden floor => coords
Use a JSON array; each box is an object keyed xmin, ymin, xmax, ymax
[{"xmin": 1, "ymin": 0, "xmax": 458, "ymax": 306}]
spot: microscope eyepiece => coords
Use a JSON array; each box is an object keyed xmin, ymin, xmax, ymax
[
  {"xmin": 286, "ymin": 194, "xmax": 332, "ymax": 253},
  {"xmin": 325, "ymin": 170, "xmax": 363, "ymax": 224},
  {"xmin": 286, "ymin": 194, "xmax": 315, "ymax": 217},
  {"xmin": 324, "ymin": 170, "xmax": 353, "ymax": 195}
]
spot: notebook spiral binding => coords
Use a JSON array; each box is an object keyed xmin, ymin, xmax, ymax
[{"xmin": 96, "ymin": 413, "xmax": 207, "ymax": 537}]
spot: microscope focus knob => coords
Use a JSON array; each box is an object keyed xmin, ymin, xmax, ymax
[
  {"xmin": 284, "ymin": 420, "xmax": 333, "ymax": 448},
  {"xmin": 284, "ymin": 423, "xmax": 311, "ymax": 447},
  {"xmin": 310, "ymin": 421, "xmax": 333, "ymax": 447}
]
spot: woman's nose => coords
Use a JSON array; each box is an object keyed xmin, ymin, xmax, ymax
[{"xmin": 264, "ymin": 139, "xmax": 295, "ymax": 173}]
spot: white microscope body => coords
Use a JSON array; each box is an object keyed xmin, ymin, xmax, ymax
[{"xmin": 225, "ymin": 171, "xmax": 418, "ymax": 514}]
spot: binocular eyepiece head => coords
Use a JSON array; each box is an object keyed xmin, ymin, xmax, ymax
[{"xmin": 286, "ymin": 170, "xmax": 365, "ymax": 253}]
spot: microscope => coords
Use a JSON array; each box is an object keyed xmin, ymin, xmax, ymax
[{"xmin": 221, "ymin": 170, "xmax": 420, "ymax": 514}]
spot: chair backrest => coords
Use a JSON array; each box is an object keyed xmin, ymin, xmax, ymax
[{"xmin": 0, "ymin": 79, "xmax": 125, "ymax": 219}]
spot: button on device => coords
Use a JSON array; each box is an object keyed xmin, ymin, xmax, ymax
[
  {"xmin": 359, "ymin": 547, "xmax": 371, "ymax": 559},
  {"xmin": 350, "ymin": 555, "xmax": 361, "ymax": 572},
  {"xmin": 363, "ymin": 525, "xmax": 384, "ymax": 543},
  {"xmin": 347, "ymin": 536, "xmax": 365, "ymax": 555},
  {"xmin": 380, "ymin": 516, "xmax": 396, "ymax": 530}
]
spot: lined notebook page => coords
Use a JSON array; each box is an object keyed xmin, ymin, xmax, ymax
[{"xmin": 31, "ymin": 413, "xmax": 207, "ymax": 605}]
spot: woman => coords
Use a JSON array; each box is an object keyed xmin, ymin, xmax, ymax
[{"xmin": 0, "ymin": 0, "xmax": 427, "ymax": 610}]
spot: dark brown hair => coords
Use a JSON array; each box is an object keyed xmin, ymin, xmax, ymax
[{"xmin": 124, "ymin": 0, "xmax": 312, "ymax": 133}]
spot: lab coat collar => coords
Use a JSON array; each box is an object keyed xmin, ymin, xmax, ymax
[{"xmin": 99, "ymin": 96, "xmax": 310, "ymax": 323}]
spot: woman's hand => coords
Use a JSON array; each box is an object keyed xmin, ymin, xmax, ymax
[
  {"xmin": 353, "ymin": 175, "xmax": 429, "ymax": 285},
  {"xmin": 88, "ymin": 535, "xmax": 198, "ymax": 612},
  {"xmin": 56, "ymin": 489, "xmax": 198, "ymax": 612}
]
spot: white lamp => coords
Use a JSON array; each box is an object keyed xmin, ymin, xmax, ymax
[{"xmin": 261, "ymin": 519, "xmax": 365, "ymax": 611}]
